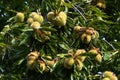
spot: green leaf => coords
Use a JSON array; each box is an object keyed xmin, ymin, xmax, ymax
[
  {"xmin": 48, "ymin": 44, "xmax": 56, "ymax": 53},
  {"xmin": 18, "ymin": 33, "xmax": 28, "ymax": 46},
  {"xmin": 17, "ymin": 58, "xmax": 25, "ymax": 65},
  {"xmin": 21, "ymin": 28, "xmax": 33, "ymax": 32},
  {"xmin": 102, "ymin": 51, "xmax": 112, "ymax": 61},
  {"xmin": 0, "ymin": 43, "xmax": 7, "ymax": 48},
  {"xmin": 59, "ymin": 43, "xmax": 70, "ymax": 50},
  {"xmin": 57, "ymin": 53, "xmax": 69, "ymax": 58},
  {"xmin": 63, "ymin": 2, "xmax": 73, "ymax": 8},
  {"xmin": 40, "ymin": 27, "xmax": 57, "ymax": 32}
]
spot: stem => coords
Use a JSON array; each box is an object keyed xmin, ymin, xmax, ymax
[
  {"xmin": 112, "ymin": 50, "xmax": 119, "ymax": 56},
  {"xmin": 41, "ymin": 57, "xmax": 51, "ymax": 69}
]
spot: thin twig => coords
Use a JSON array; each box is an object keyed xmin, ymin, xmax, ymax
[
  {"xmin": 74, "ymin": 4, "xmax": 85, "ymax": 14},
  {"xmin": 66, "ymin": 0, "xmax": 87, "ymax": 22},
  {"xmin": 102, "ymin": 38, "xmax": 116, "ymax": 51}
]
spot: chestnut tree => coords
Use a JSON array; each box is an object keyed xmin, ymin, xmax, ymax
[{"xmin": 0, "ymin": 0, "xmax": 120, "ymax": 80}]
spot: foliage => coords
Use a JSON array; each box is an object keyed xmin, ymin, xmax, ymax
[{"xmin": 0, "ymin": 0, "xmax": 120, "ymax": 80}]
